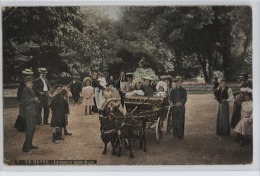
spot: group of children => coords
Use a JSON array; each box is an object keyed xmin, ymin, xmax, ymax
[{"xmin": 81, "ymin": 75, "xmax": 120, "ymax": 116}]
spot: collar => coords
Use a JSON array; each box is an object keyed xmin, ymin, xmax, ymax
[{"xmin": 40, "ymin": 76, "xmax": 46, "ymax": 80}]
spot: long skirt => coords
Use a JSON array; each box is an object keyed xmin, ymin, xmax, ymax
[
  {"xmin": 234, "ymin": 117, "xmax": 252, "ymax": 136},
  {"xmin": 216, "ymin": 101, "xmax": 230, "ymax": 136},
  {"xmin": 230, "ymin": 101, "xmax": 242, "ymax": 129},
  {"xmin": 94, "ymin": 88, "xmax": 104, "ymax": 110}
]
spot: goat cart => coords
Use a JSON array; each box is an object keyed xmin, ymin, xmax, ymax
[{"xmin": 124, "ymin": 95, "xmax": 171, "ymax": 144}]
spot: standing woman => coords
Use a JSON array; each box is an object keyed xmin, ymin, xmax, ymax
[
  {"xmin": 15, "ymin": 68, "xmax": 34, "ymax": 132},
  {"xmin": 21, "ymin": 76, "xmax": 40, "ymax": 153},
  {"xmin": 214, "ymin": 78, "xmax": 234, "ymax": 136},
  {"xmin": 91, "ymin": 72, "xmax": 105, "ymax": 112}
]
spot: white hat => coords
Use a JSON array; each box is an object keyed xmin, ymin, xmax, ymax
[
  {"xmin": 132, "ymin": 77, "xmax": 144, "ymax": 88},
  {"xmin": 22, "ymin": 69, "xmax": 33, "ymax": 75},
  {"xmin": 142, "ymin": 75, "xmax": 154, "ymax": 81},
  {"xmin": 156, "ymin": 81, "xmax": 167, "ymax": 91},
  {"xmin": 38, "ymin": 68, "xmax": 48, "ymax": 74}
]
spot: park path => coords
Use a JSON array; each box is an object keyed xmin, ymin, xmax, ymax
[{"xmin": 3, "ymin": 93, "xmax": 253, "ymax": 166}]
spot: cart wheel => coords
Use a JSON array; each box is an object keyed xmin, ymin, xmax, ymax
[
  {"xmin": 166, "ymin": 109, "xmax": 172, "ymax": 134},
  {"xmin": 156, "ymin": 117, "xmax": 162, "ymax": 144}
]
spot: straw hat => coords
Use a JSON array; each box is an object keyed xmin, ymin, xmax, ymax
[
  {"xmin": 22, "ymin": 69, "xmax": 33, "ymax": 75},
  {"xmin": 220, "ymin": 77, "xmax": 227, "ymax": 82},
  {"xmin": 156, "ymin": 81, "xmax": 167, "ymax": 91},
  {"xmin": 174, "ymin": 76, "xmax": 184, "ymax": 82},
  {"xmin": 142, "ymin": 75, "xmax": 154, "ymax": 81},
  {"xmin": 83, "ymin": 77, "xmax": 92, "ymax": 84},
  {"xmin": 132, "ymin": 77, "xmax": 144, "ymax": 88},
  {"xmin": 239, "ymin": 73, "xmax": 249, "ymax": 78},
  {"xmin": 126, "ymin": 72, "xmax": 134, "ymax": 78},
  {"xmin": 240, "ymin": 87, "xmax": 252, "ymax": 94},
  {"xmin": 38, "ymin": 68, "xmax": 48, "ymax": 74}
]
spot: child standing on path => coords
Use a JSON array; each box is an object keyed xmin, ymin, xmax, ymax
[
  {"xmin": 50, "ymin": 84, "xmax": 65, "ymax": 144},
  {"xmin": 61, "ymin": 89, "xmax": 72, "ymax": 135},
  {"xmin": 82, "ymin": 77, "xmax": 94, "ymax": 116}
]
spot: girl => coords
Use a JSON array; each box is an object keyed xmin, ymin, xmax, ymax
[
  {"xmin": 82, "ymin": 77, "xmax": 94, "ymax": 116},
  {"xmin": 234, "ymin": 88, "xmax": 253, "ymax": 146}
]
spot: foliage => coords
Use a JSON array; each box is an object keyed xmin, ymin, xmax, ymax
[
  {"xmin": 133, "ymin": 68, "xmax": 159, "ymax": 81},
  {"xmin": 2, "ymin": 7, "xmax": 84, "ymax": 83},
  {"xmin": 119, "ymin": 6, "xmax": 252, "ymax": 83},
  {"xmin": 2, "ymin": 6, "xmax": 252, "ymax": 84}
]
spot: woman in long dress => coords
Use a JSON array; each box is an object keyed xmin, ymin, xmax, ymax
[
  {"xmin": 234, "ymin": 88, "xmax": 253, "ymax": 146},
  {"xmin": 214, "ymin": 78, "xmax": 233, "ymax": 136}
]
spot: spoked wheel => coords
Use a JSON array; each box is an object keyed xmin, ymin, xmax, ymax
[
  {"xmin": 156, "ymin": 117, "xmax": 162, "ymax": 144},
  {"xmin": 166, "ymin": 107, "xmax": 172, "ymax": 134}
]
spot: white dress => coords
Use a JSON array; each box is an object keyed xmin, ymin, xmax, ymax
[
  {"xmin": 96, "ymin": 77, "xmax": 106, "ymax": 109},
  {"xmin": 234, "ymin": 100, "xmax": 253, "ymax": 135},
  {"xmin": 98, "ymin": 77, "xmax": 107, "ymax": 88},
  {"xmin": 126, "ymin": 90, "xmax": 145, "ymax": 96}
]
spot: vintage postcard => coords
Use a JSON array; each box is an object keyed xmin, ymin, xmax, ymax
[{"xmin": 1, "ymin": 1, "xmax": 259, "ymax": 174}]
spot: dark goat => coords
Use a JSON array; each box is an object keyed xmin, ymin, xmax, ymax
[
  {"xmin": 117, "ymin": 117, "xmax": 146, "ymax": 159},
  {"xmin": 99, "ymin": 99, "xmax": 121, "ymax": 155},
  {"xmin": 100, "ymin": 117, "xmax": 118, "ymax": 155}
]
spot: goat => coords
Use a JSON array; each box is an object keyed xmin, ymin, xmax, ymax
[
  {"xmin": 117, "ymin": 117, "xmax": 146, "ymax": 159},
  {"xmin": 99, "ymin": 99, "xmax": 121, "ymax": 155}
]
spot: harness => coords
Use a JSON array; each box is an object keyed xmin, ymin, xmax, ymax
[
  {"xmin": 121, "ymin": 122, "xmax": 141, "ymax": 128},
  {"xmin": 101, "ymin": 128, "xmax": 116, "ymax": 134}
]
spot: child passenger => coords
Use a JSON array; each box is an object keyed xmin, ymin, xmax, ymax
[{"xmin": 154, "ymin": 81, "xmax": 167, "ymax": 98}]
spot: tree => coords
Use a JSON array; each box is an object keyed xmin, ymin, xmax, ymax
[
  {"xmin": 119, "ymin": 6, "xmax": 252, "ymax": 82},
  {"xmin": 2, "ymin": 7, "xmax": 84, "ymax": 83}
]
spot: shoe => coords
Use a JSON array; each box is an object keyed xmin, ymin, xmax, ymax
[
  {"xmin": 53, "ymin": 140, "xmax": 60, "ymax": 144},
  {"xmin": 23, "ymin": 150, "xmax": 32, "ymax": 153},
  {"xmin": 44, "ymin": 122, "xmax": 50, "ymax": 125},
  {"xmin": 30, "ymin": 145, "xmax": 39, "ymax": 149},
  {"xmin": 64, "ymin": 131, "xmax": 72, "ymax": 135},
  {"xmin": 233, "ymin": 138, "xmax": 240, "ymax": 143},
  {"xmin": 240, "ymin": 140, "xmax": 247, "ymax": 147},
  {"xmin": 58, "ymin": 136, "xmax": 65, "ymax": 140},
  {"xmin": 178, "ymin": 136, "xmax": 184, "ymax": 140}
]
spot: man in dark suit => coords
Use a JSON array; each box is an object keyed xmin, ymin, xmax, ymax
[
  {"xmin": 33, "ymin": 68, "xmax": 51, "ymax": 125},
  {"xmin": 169, "ymin": 76, "xmax": 187, "ymax": 140},
  {"xmin": 21, "ymin": 76, "xmax": 40, "ymax": 153},
  {"xmin": 80, "ymin": 66, "xmax": 91, "ymax": 82},
  {"xmin": 115, "ymin": 70, "xmax": 126, "ymax": 106},
  {"xmin": 70, "ymin": 76, "xmax": 82, "ymax": 105}
]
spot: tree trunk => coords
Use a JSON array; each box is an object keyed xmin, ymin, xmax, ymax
[
  {"xmin": 220, "ymin": 21, "xmax": 233, "ymax": 81},
  {"xmin": 197, "ymin": 53, "xmax": 209, "ymax": 83}
]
